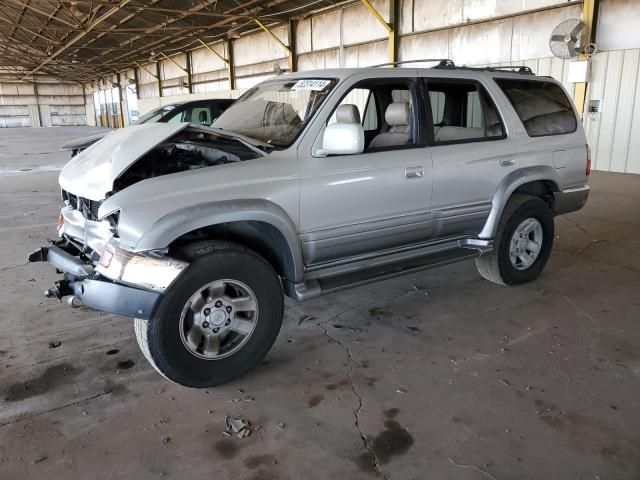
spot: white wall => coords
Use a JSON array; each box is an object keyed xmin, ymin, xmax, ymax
[
  {"xmin": 596, "ymin": 0, "xmax": 640, "ymax": 52},
  {"xmin": 0, "ymin": 76, "xmax": 86, "ymax": 128},
  {"xmin": 584, "ymin": 49, "xmax": 640, "ymax": 174}
]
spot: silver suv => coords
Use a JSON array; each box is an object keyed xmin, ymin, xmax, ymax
[{"xmin": 29, "ymin": 60, "xmax": 590, "ymax": 388}]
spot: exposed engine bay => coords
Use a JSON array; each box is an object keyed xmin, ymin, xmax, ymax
[{"xmin": 112, "ymin": 129, "xmax": 262, "ymax": 193}]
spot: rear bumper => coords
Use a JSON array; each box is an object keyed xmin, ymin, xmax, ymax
[
  {"xmin": 28, "ymin": 241, "xmax": 161, "ymax": 320},
  {"xmin": 554, "ymin": 186, "xmax": 590, "ymax": 215}
]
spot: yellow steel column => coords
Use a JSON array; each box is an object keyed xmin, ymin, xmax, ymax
[
  {"xmin": 360, "ymin": 0, "xmax": 394, "ymax": 64},
  {"xmin": 574, "ymin": 0, "xmax": 599, "ymax": 117}
]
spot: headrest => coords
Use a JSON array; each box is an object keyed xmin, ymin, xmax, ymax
[
  {"xmin": 336, "ymin": 104, "xmax": 361, "ymax": 124},
  {"xmin": 199, "ymin": 111, "xmax": 208, "ymax": 122},
  {"xmin": 385, "ymin": 102, "xmax": 410, "ymax": 127}
]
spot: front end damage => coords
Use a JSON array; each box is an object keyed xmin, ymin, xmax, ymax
[
  {"xmin": 29, "ymin": 122, "xmax": 265, "ymax": 318},
  {"xmin": 29, "ymin": 203, "xmax": 187, "ymax": 319}
]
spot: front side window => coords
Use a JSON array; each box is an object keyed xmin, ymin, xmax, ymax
[
  {"xmin": 325, "ymin": 79, "xmax": 418, "ymax": 152},
  {"xmin": 426, "ymin": 80, "xmax": 504, "ymax": 144},
  {"xmin": 213, "ymin": 78, "xmax": 335, "ymax": 147},
  {"xmin": 328, "ymin": 88, "xmax": 378, "ymax": 131},
  {"xmin": 495, "ymin": 79, "xmax": 577, "ymax": 137}
]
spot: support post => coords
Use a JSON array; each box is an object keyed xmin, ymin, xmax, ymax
[
  {"xmin": 574, "ymin": 0, "xmax": 600, "ymax": 118},
  {"xmin": 186, "ymin": 51, "xmax": 193, "ymax": 94},
  {"xmin": 254, "ymin": 18, "xmax": 291, "ymax": 55},
  {"xmin": 33, "ymin": 78, "xmax": 43, "ymax": 127},
  {"xmin": 360, "ymin": 0, "xmax": 395, "ymax": 64},
  {"xmin": 288, "ymin": 19, "xmax": 297, "ymax": 73},
  {"xmin": 197, "ymin": 38, "xmax": 229, "ymax": 65},
  {"xmin": 116, "ymin": 73, "xmax": 125, "ymax": 128},
  {"xmin": 388, "ymin": 0, "xmax": 399, "ymax": 65},
  {"xmin": 133, "ymin": 67, "xmax": 140, "ymax": 100},
  {"xmin": 226, "ymin": 40, "xmax": 235, "ymax": 91},
  {"xmin": 156, "ymin": 61, "xmax": 162, "ymax": 98}
]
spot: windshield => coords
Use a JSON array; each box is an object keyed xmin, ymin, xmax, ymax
[
  {"xmin": 133, "ymin": 104, "xmax": 178, "ymax": 125},
  {"xmin": 213, "ymin": 78, "xmax": 336, "ymax": 147}
]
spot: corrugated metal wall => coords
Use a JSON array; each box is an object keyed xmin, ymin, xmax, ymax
[
  {"xmin": 0, "ymin": 77, "xmax": 86, "ymax": 128},
  {"xmin": 584, "ymin": 49, "xmax": 640, "ymax": 174}
]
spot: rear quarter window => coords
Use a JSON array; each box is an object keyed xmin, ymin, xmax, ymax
[{"xmin": 495, "ymin": 79, "xmax": 577, "ymax": 137}]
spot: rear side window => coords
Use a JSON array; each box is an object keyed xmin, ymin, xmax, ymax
[
  {"xmin": 426, "ymin": 80, "xmax": 505, "ymax": 144},
  {"xmin": 495, "ymin": 79, "xmax": 577, "ymax": 137}
]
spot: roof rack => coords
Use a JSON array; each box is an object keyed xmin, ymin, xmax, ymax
[
  {"xmin": 371, "ymin": 58, "xmax": 453, "ymax": 68},
  {"xmin": 371, "ymin": 58, "xmax": 535, "ymax": 75},
  {"xmin": 483, "ymin": 65, "xmax": 534, "ymax": 74},
  {"xmin": 433, "ymin": 63, "xmax": 534, "ymax": 74}
]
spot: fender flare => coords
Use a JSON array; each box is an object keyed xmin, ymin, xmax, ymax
[
  {"xmin": 478, "ymin": 165, "xmax": 560, "ymax": 239},
  {"xmin": 134, "ymin": 199, "xmax": 305, "ymax": 282}
]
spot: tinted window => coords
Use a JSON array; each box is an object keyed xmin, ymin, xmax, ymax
[
  {"xmin": 427, "ymin": 81, "xmax": 504, "ymax": 143},
  {"xmin": 495, "ymin": 79, "xmax": 577, "ymax": 137}
]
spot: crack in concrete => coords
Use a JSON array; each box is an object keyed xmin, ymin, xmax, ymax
[
  {"xmin": 0, "ymin": 262, "xmax": 28, "ymax": 272},
  {"xmin": 318, "ymin": 322, "xmax": 388, "ymax": 480},
  {"xmin": 0, "ymin": 389, "xmax": 114, "ymax": 428},
  {"xmin": 560, "ymin": 215, "xmax": 605, "ymax": 241}
]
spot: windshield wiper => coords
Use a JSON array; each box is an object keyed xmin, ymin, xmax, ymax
[{"xmin": 205, "ymin": 127, "xmax": 275, "ymax": 153}]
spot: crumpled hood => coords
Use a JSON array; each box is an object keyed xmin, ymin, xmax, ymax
[
  {"xmin": 59, "ymin": 123, "xmax": 189, "ymax": 201},
  {"xmin": 60, "ymin": 131, "xmax": 111, "ymax": 151}
]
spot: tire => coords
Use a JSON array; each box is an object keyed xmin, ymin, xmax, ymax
[
  {"xmin": 135, "ymin": 241, "xmax": 284, "ymax": 388},
  {"xmin": 475, "ymin": 194, "xmax": 554, "ymax": 286}
]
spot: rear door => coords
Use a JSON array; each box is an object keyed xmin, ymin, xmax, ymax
[
  {"xmin": 299, "ymin": 72, "xmax": 433, "ymax": 266},
  {"xmin": 421, "ymin": 75, "xmax": 512, "ymax": 239}
]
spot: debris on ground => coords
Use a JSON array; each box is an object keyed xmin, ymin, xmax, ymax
[
  {"xmin": 275, "ymin": 422, "xmax": 286, "ymax": 430},
  {"xmin": 225, "ymin": 416, "xmax": 252, "ymax": 438},
  {"xmin": 162, "ymin": 436, "xmax": 170, "ymax": 444},
  {"xmin": 499, "ymin": 379, "xmax": 511, "ymax": 386},
  {"xmin": 32, "ymin": 456, "xmax": 47, "ymax": 464},
  {"xmin": 396, "ymin": 388, "xmax": 407, "ymax": 394},
  {"xmin": 332, "ymin": 324, "xmax": 362, "ymax": 333},
  {"xmin": 298, "ymin": 315, "xmax": 316, "ymax": 325},
  {"xmin": 48, "ymin": 341, "xmax": 61, "ymax": 349}
]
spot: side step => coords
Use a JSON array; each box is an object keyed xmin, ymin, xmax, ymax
[{"xmin": 287, "ymin": 247, "xmax": 479, "ymax": 301}]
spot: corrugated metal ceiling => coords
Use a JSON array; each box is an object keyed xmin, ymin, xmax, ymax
[{"xmin": 0, "ymin": 0, "xmax": 342, "ymax": 82}]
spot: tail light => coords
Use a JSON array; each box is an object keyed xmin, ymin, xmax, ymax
[{"xmin": 586, "ymin": 144, "xmax": 591, "ymax": 176}]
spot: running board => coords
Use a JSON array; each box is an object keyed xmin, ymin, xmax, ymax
[{"xmin": 285, "ymin": 247, "xmax": 479, "ymax": 301}]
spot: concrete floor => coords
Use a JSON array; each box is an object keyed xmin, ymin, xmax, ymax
[{"xmin": 0, "ymin": 127, "xmax": 639, "ymax": 480}]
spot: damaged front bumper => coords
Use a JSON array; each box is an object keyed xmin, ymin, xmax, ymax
[{"xmin": 28, "ymin": 238, "xmax": 188, "ymax": 319}]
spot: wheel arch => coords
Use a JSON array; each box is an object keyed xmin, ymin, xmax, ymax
[
  {"xmin": 479, "ymin": 166, "xmax": 560, "ymax": 239},
  {"xmin": 134, "ymin": 199, "xmax": 304, "ymax": 282}
]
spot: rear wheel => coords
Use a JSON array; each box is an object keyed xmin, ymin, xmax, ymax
[
  {"xmin": 475, "ymin": 194, "xmax": 554, "ymax": 285},
  {"xmin": 135, "ymin": 242, "xmax": 283, "ymax": 388}
]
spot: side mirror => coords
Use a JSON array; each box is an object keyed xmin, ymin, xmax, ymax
[{"xmin": 317, "ymin": 122, "xmax": 364, "ymax": 156}]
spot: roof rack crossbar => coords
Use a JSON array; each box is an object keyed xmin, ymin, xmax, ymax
[
  {"xmin": 484, "ymin": 65, "xmax": 534, "ymax": 74},
  {"xmin": 371, "ymin": 58, "xmax": 454, "ymax": 68}
]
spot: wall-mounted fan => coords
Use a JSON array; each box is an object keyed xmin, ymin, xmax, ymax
[{"xmin": 549, "ymin": 18, "xmax": 596, "ymax": 59}]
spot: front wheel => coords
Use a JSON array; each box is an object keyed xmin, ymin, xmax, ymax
[
  {"xmin": 475, "ymin": 194, "xmax": 554, "ymax": 286},
  {"xmin": 135, "ymin": 242, "xmax": 283, "ymax": 388}
]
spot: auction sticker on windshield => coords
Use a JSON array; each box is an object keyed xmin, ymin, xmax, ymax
[{"xmin": 291, "ymin": 79, "xmax": 331, "ymax": 91}]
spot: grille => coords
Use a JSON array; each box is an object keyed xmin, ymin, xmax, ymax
[{"xmin": 62, "ymin": 190, "xmax": 102, "ymax": 221}]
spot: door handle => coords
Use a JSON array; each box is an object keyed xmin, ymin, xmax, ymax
[
  {"xmin": 405, "ymin": 166, "xmax": 424, "ymax": 179},
  {"xmin": 500, "ymin": 159, "xmax": 515, "ymax": 167}
]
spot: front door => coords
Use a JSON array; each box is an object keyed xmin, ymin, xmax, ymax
[{"xmin": 299, "ymin": 74, "xmax": 433, "ymax": 266}]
